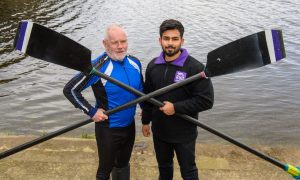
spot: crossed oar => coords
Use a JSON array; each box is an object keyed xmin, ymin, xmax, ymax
[{"xmin": 1, "ymin": 21, "xmax": 299, "ymax": 179}]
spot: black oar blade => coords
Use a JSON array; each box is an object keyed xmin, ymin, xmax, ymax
[
  {"xmin": 14, "ymin": 21, "xmax": 92, "ymax": 74},
  {"xmin": 205, "ymin": 29, "xmax": 285, "ymax": 77}
]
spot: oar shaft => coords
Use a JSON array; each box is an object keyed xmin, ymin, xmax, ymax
[
  {"xmin": 0, "ymin": 119, "xmax": 92, "ymax": 159},
  {"xmin": 94, "ymin": 70, "xmax": 287, "ymax": 170},
  {"xmin": 92, "ymin": 69, "xmax": 163, "ymax": 106},
  {"xmin": 176, "ymin": 114, "xmax": 285, "ymax": 169},
  {"xmin": 0, "ymin": 69, "xmax": 204, "ymax": 159},
  {"xmin": 92, "ymin": 68, "xmax": 205, "ymax": 114}
]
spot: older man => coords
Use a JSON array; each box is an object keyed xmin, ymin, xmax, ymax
[{"xmin": 64, "ymin": 24, "xmax": 143, "ymax": 180}]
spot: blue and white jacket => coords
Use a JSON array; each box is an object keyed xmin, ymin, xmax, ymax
[{"xmin": 63, "ymin": 52, "xmax": 143, "ymax": 128}]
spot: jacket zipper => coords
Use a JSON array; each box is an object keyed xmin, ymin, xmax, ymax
[
  {"xmin": 162, "ymin": 63, "xmax": 171, "ymax": 99},
  {"xmin": 122, "ymin": 63, "xmax": 136, "ymax": 119},
  {"xmin": 163, "ymin": 63, "xmax": 169, "ymax": 85}
]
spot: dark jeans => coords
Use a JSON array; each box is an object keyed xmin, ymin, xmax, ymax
[
  {"xmin": 153, "ymin": 136, "xmax": 198, "ymax": 180},
  {"xmin": 95, "ymin": 122, "xmax": 135, "ymax": 180}
]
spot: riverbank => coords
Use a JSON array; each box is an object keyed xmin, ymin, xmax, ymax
[{"xmin": 0, "ymin": 135, "xmax": 299, "ymax": 180}]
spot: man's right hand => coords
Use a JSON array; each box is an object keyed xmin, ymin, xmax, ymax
[
  {"xmin": 142, "ymin": 124, "xmax": 151, "ymax": 137},
  {"xmin": 92, "ymin": 108, "xmax": 108, "ymax": 122}
]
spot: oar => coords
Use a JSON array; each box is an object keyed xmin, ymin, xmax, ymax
[{"xmin": 3, "ymin": 21, "xmax": 299, "ymax": 179}]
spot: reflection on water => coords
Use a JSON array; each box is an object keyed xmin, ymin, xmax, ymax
[{"xmin": 0, "ymin": 0, "xmax": 299, "ymax": 146}]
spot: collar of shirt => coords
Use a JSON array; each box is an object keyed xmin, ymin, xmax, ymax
[{"xmin": 154, "ymin": 48, "xmax": 189, "ymax": 67}]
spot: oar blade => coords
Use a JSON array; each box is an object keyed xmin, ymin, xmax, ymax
[
  {"xmin": 205, "ymin": 29, "xmax": 285, "ymax": 77},
  {"xmin": 13, "ymin": 20, "xmax": 92, "ymax": 73}
]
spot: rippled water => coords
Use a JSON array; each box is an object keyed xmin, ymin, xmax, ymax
[{"xmin": 0, "ymin": 0, "xmax": 299, "ymax": 146}]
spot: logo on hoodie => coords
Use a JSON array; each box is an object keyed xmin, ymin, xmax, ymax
[{"xmin": 174, "ymin": 71, "xmax": 187, "ymax": 82}]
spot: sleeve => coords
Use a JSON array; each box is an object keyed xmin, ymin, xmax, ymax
[
  {"xmin": 63, "ymin": 72, "xmax": 98, "ymax": 118},
  {"xmin": 141, "ymin": 63, "xmax": 154, "ymax": 125},
  {"xmin": 173, "ymin": 64, "xmax": 214, "ymax": 115}
]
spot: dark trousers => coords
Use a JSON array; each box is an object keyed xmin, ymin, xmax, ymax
[
  {"xmin": 153, "ymin": 136, "xmax": 198, "ymax": 180},
  {"xmin": 95, "ymin": 122, "xmax": 135, "ymax": 180}
]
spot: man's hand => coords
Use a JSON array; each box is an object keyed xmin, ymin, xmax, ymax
[
  {"xmin": 92, "ymin": 108, "xmax": 108, "ymax": 122},
  {"xmin": 159, "ymin": 101, "xmax": 175, "ymax": 115},
  {"xmin": 142, "ymin": 124, "xmax": 151, "ymax": 137}
]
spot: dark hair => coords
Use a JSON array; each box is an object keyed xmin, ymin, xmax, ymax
[{"xmin": 159, "ymin": 19, "xmax": 184, "ymax": 38}]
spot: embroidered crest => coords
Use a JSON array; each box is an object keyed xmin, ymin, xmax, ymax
[{"xmin": 174, "ymin": 71, "xmax": 187, "ymax": 82}]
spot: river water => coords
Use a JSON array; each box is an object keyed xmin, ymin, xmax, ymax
[{"xmin": 0, "ymin": 0, "xmax": 299, "ymax": 146}]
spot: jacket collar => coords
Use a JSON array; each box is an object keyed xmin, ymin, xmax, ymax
[{"xmin": 154, "ymin": 48, "xmax": 188, "ymax": 67}]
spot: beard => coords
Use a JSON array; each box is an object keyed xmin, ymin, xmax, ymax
[
  {"xmin": 163, "ymin": 46, "xmax": 181, "ymax": 57},
  {"xmin": 112, "ymin": 54, "xmax": 126, "ymax": 61},
  {"xmin": 107, "ymin": 50, "xmax": 126, "ymax": 61}
]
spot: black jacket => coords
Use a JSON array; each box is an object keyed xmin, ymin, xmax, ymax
[{"xmin": 142, "ymin": 49, "xmax": 214, "ymax": 143}]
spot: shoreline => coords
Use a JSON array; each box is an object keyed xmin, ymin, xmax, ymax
[{"xmin": 1, "ymin": 135, "xmax": 299, "ymax": 180}]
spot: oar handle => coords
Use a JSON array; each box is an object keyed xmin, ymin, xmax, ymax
[{"xmin": 284, "ymin": 164, "xmax": 300, "ymax": 179}]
